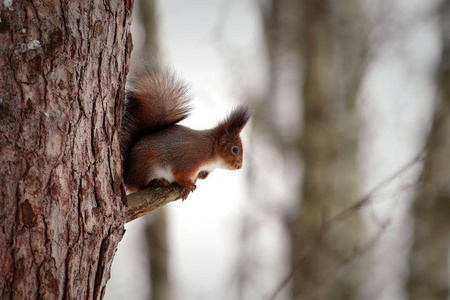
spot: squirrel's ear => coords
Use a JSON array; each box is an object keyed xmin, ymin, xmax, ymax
[{"xmin": 217, "ymin": 106, "xmax": 252, "ymax": 139}]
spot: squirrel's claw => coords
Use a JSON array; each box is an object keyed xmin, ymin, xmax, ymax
[
  {"xmin": 179, "ymin": 183, "xmax": 196, "ymax": 201},
  {"xmin": 180, "ymin": 188, "xmax": 190, "ymax": 200}
]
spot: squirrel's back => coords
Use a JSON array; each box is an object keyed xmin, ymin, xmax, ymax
[{"xmin": 121, "ymin": 65, "xmax": 191, "ymax": 176}]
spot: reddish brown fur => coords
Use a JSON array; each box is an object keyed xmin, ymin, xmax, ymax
[{"xmin": 121, "ymin": 65, "xmax": 251, "ymax": 199}]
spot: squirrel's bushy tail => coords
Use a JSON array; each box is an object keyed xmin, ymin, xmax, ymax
[{"xmin": 121, "ymin": 64, "xmax": 191, "ymax": 164}]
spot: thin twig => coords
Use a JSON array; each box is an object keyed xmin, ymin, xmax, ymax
[
  {"xmin": 266, "ymin": 142, "xmax": 431, "ymax": 300},
  {"xmin": 327, "ymin": 148, "xmax": 427, "ymax": 226}
]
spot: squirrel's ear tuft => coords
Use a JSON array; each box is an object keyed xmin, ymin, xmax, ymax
[{"xmin": 217, "ymin": 105, "xmax": 252, "ymax": 137}]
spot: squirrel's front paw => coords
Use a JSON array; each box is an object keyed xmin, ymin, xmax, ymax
[
  {"xmin": 180, "ymin": 188, "xmax": 189, "ymax": 200},
  {"xmin": 198, "ymin": 171, "xmax": 210, "ymax": 180},
  {"xmin": 179, "ymin": 183, "xmax": 196, "ymax": 200}
]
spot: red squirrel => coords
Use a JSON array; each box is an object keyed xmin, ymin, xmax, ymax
[{"xmin": 121, "ymin": 65, "xmax": 251, "ymax": 199}]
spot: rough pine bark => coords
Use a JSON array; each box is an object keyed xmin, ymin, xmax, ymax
[{"xmin": 0, "ymin": 0, "xmax": 133, "ymax": 298}]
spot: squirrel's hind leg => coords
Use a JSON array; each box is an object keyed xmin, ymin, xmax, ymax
[
  {"xmin": 147, "ymin": 178, "xmax": 171, "ymax": 188},
  {"xmin": 155, "ymin": 178, "xmax": 171, "ymax": 187}
]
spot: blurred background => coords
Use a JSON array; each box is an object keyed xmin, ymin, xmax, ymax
[{"xmin": 105, "ymin": 0, "xmax": 450, "ymax": 299}]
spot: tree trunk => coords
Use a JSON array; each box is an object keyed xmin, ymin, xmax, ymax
[
  {"xmin": 290, "ymin": 3, "xmax": 335, "ymax": 298},
  {"xmin": 145, "ymin": 211, "xmax": 170, "ymax": 300},
  {"xmin": 288, "ymin": 1, "xmax": 364, "ymax": 299},
  {"xmin": 407, "ymin": 1, "xmax": 450, "ymax": 298},
  {"xmin": 257, "ymin": 0, "xmax": 365, "ymax": 299},
  {"xmin": 0, "ymin": 0, "xmax": 133, "ymax": 298}
]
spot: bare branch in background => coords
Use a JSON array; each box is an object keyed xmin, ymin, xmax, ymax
[{"xmin": 267, "ymin": 128, "xmax": 444, "ymax": 300}]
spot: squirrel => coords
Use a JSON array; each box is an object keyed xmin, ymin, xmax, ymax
[{"xmin": 121, "ymin": 64, "xmax": 251, "ymax": 200}]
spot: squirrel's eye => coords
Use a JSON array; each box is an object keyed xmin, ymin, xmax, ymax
[{"xmin": 232, "ymin": 146, "xmax": 239, "ymax": 155}]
